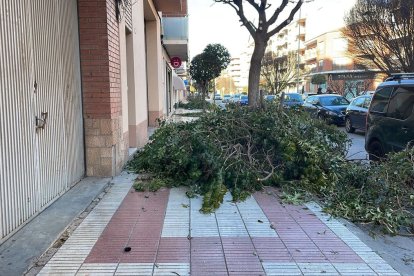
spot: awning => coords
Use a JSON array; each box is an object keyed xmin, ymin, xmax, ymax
[{"xmin": 173, "ymin": 73, "xmax": 186, "ymax": 90}]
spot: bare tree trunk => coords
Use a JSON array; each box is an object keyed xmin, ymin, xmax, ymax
[
  {"xmin": 248, "ymin": 40, "xmax": 267, "ymax": 108},
  {"xmin": 279, "ymin": 92, "xmax": 285, "ymax": 111},
  {"xmin": 201, "ymin": 82, "xmax": 207, "ymax": 112}
]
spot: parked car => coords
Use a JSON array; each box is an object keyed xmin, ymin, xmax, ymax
[
  {"xmin": 345, "ymin": 95, "xmax": 372, "ymax": 133},
  {"xmin": 239, "ymin": 95, "xmax": 249, "ymax": 106},
  {"xmin": 214, "ymin": 94, "xmax": 222, "ymax": 101},
  {"xmin": 264, "ymin": 95, "xmax": 277, "ymax": 101},
  {"xmin": 283, "ymin": 93, "xmax": 304, "ymax": 107},
  {"xmin": 231, "ymin": 94, "xmax": 241, "ymax": 103},
  {"xmin": 365, "ymin": 74, "xmax": 414, "ymax": 160},
  {"xmin": 302, "ymin": 94, "xmax": 350, "ymax": 125},
  {"xmin": 222, "ymin": 94, "xmax": 232, "ymax": 103},
  {"xmin": 302, "ymin": 92, "xmax": 317, "ymax": 100},
  {"xmin": 360, "ymin": 90, "xmax": 375, "ymax": 96}
]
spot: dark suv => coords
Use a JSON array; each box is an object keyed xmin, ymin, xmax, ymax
[{"xmin": 365, "ymin": 74, "xmax": 414, "ymax": 160}]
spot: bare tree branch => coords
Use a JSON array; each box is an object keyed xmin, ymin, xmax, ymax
[
  {"xmin": 267, "ymin": 0, "xmax": 303, "ymax": 39},
  {"xmin": 215, "ymin": 0, "xmax": 257, "ymax": 36},
  {"xmin": 245, "ymin": 0, "xmax": 261, "ymax": 11},
  {"xmin": 267, "ymin": 0, "xmax": 289, "ymax": 27},
  {"xmin": 343, "ymin": 0, "xmax": 414, "ymax": 74},
  {"xmin": 214, "ymin": 0, "xmax": 302, "ymax": 107},
  {"xmin": 261, "ymin": 51, "xmax": 301, "ymax": 93}
]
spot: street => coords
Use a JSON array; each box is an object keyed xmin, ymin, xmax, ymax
[
  {"xmin": 341, "ymin": 127, "xmax": 414, "ymax": 276},
  {"xmin": 342, "ymin": 127, "xmax": 369, "ymax": 160}
]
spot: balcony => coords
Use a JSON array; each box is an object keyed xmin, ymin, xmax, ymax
[
  {"xmin": 153, "ymin": 0, "xmax": 187, "ymax": 17},
  {"xmin": 162, "ymin": 17, "xmax": 189, "ymax": 61},
  {"xmin": 297, "ymin": 33, "xmax": 305, "ymax": 41},
  {"xmin": 305, "ymin": 48, "xmax": 317, "ymax": 61}
]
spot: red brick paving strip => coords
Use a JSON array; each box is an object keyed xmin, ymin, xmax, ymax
[
  {"xmin": 156, "ymin": 237, "xmax": 190, "ymax": 263},
  {"xmin": 85, "ymin": 189, "xmax": 170, "ymax": 263},
  {"xmin": 85, "ymin": 187, "xmax": 363, "ymax": 274},
  {"xmin": 222, "ymin": 237, "xmax": 265, "ymax": 275},
  {"xmin": 251, "ymin": 237, "xmax": 293, "ymax": 262},
  {"xmin": 190, "ymin": 237, "xmax": 228, "ymax": 276},
  {"xmin": 254, "ymin": 189, "xmax": 363, "ymax": 263}
]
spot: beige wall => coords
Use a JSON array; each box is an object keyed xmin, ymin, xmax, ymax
[
  {"xmin": 123, "ymin": 0, "xmax": 149, "ymax": 147},
  {"xmin": 119, "ymin": 21, "xmax": 129, "ymax": 138},
  {"xmin": 146, "ymin": 18, "xmax": 165, "ymax": 126}
]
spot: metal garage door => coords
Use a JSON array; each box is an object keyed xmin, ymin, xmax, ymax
[{"xmin": 0, "ymin": 0, "xmax": 84, "ymax": 243}]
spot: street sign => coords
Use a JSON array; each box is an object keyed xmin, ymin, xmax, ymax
[
  {"xmin": 170, "ymin": 57, "xmax": 182, "ymax": 68},
  {"xmin": 328, "ymin": 72, "xmax": 376, "ymax": 81}
]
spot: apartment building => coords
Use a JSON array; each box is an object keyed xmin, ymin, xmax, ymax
[
  {"xmin": 238, "ymin": 42, "xmax": 255, "ymax": 91},
  {"xmin": 0, "ymin": 0, "xmax": 188, "ymax": 244},
  {"xmin": 266, "ymin": 0, "xmax": 381, "ymax": 96},
  {"xmin": 269, "ymin": 17, "xmax": 306, "ymax": 92},
  {"xmin": 304, "ymin": 30, "xmax": 380, "ymax": 96},
  {"xmin": 225, "ymin": 57, "xmax": 242, "ymax": 92}
]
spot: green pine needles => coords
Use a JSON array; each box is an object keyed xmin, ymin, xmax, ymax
[{"xmin": 128, "ymin": 103, "xmax": 414, "ymax": 234}]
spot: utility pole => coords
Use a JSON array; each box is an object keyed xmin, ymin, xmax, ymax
[
  {"xmin": 296, "ymin": 0, "xmax": 313, "ymax": 93},
  {"xmin": 296, "ymin": 7, "xmax": 302, "ymax": 93}
]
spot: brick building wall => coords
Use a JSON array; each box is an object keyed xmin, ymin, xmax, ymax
[{"xmin": 78, "ymin": 0, "xmax": 127, "ymax": 176}]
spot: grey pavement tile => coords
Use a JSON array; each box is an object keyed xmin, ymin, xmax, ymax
[
  {"xmin": 237, "ymin": 195, "xmax": 278, "ymax": 237},
  {"xmin": 153, "ymin": 263, "xmax": 190, "ymax": 276},
  {"xmin": 297, "ymin": 262, "xmax": 339, "ymax": 275},
  {"xmin": 77, "ymin": 263, "xmax": 117, "ymax": 275},
  {"xmin": 333, "ymin": 263, "xmax": 377, "ymax": 275},
  {"xmin": 161, "ymin": 187, "xmax": 190, "ymax": 237},
  {"xmin": 190, "ymin": 196, "xmax": 220, "ymax": 237},
  {"xmin": 115, "ymin": 263, "xmax": 154, "ymax": 275},
  {"xmin": 216, "ymin": 193, "xmax": 249, "ymax": 237},
  {"xmin": 306, "ymin": 202, "xmax": 401, "ymax": 275},
  {"xmin": 263, "ymin": 262, "xmax": 303, "ymax": 275}
]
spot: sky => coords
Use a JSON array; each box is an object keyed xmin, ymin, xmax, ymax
[
  {"xmin": 187, "ymin": 0, "xmax": 303, "ymax": 59},
  {"xmin": 188, "ymin": 0, "xmax": 252, "ymax": 58},
  {"xmin": 187, "ymin": 0, "xmax": 357, "ymax": 60}
]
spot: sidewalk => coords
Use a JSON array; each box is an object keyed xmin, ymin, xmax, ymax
[
  {"xmin": 37, "ymin": 172, "xmax": 400, "ymax": 276},
  {"xmin": 0, "ymin": 177, "xmax": 110, "ymax": 276}
]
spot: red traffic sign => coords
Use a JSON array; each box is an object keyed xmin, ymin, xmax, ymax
[{"xmin": 170, "ymin": 57, "xmax": 182, "ymax": 68}]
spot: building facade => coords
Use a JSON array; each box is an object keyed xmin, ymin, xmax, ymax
[
  {"xmin": 0, "ymin": 0, "xmax": 188, "ymax": 244},
  {"xmin": 265, "ymin": 0, "xmax": 382, "ymax": 96},
  {"xmin": 268, "ymin": 17, "xmax": 307, "ymax": 93},
  {"xmin": 304, "ymin": 30, "xmax": 381, "ymax": 97},
  {"xmin": 227, "ymin": 57, "xmax": 242, "ymax": 92}
]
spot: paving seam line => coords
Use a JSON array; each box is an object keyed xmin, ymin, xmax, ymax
[
  {"xmin": 23, "ymin": 178, "xmax": 113, "ymax": 275},
  {"xmin": 35, "ymin": 173, "xmax": 135, "ymax": 275},
  {"xmin": 235, "ymin": 196, "xmax": 273, "ymax": 276}
]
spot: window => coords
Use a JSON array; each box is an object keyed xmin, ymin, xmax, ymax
[
  {"xmin": 320, "ymin": 96, "xmax": 349, "ymax": 106},
  {"xmin": 308, "ymin": 63, "xmax": 317, "ymax": 73},
  {"xmin": 370, "ymin": 87, "xmax": 393, "ymax": 113},
  {"xmin": 285, "ymin": 94, "xmax": 302, "ymax": 102},
  {"xmin": 333, "ymin": 38, "xmax": 348, "ymax": 52},
  {"xmin": 351, "ymin": 97, "xmax": 365, "ymax": 107},
  {"xmin": 333, "ymin": 57, "xmax": 350, "ymax": 71},
  {"xmin": 318, "ymin": 60, "xmax": 324, "ymax": 72},
  {"xmin": 363, "ymin": 96, "xmax": 372, "ymax": 109},
  {"xmin": 317, "ymin": 41, "xmax": 325, "ymax": 55},
  {"xmin": 306, "ymin": 96, "xmax": 318, "ymax": 104},
  {"xmin": 387, "ymin": 86, "xmax": 414, "ymax": 120}
]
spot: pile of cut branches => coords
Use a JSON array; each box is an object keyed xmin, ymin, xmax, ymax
[
  {"xmin": 129, "ymin": 104, "xmax": 347, "ymax": 210},
  {"xmin": 128, "ymin": 103, "xmax": 414, "ymax": 233},
  {"xmin": 175, "ymin": 94, "xmax": 212, "ymax": 110}
]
